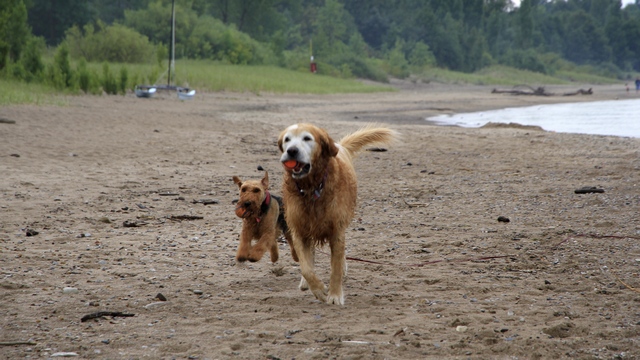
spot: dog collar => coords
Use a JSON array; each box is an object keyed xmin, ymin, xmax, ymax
[
  {"xmin": 257, "ymin": 191, "xmax": 271, "ymax": 222},
  {"xmin": 296, "ymin": 170, "xmax": 328, "ymax": 200}
]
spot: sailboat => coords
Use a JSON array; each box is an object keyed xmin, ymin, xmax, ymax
[{"xmin": 135, "ymin": 0, "xmax": 195, "ymax": 99}]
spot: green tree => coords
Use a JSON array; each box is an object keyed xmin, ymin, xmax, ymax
[
  {"xmin": 312, "ymin": 0, "xmax": 355, "ymax": 58},
  {"xmin": 517, "ymin": 0, "xmax": 534, "ymax": 49},
  {"xmin": 20, "ymin": 36, "xmax": 45, "ymax": 81},
  {"xmin": 28, "ymin": 0, "xmax": 92, "ymax": 46},
  {"xmin": 0, "ymin": 0, "xmax": 29, "ymax": 71},
  {"xmin": 563, "ymin": 10, "xmax": 612, "ymax": 64}
]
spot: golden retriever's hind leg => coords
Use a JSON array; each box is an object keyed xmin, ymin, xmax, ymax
[
  {"xmin": 298, "ymin": 276, "xmax": 309, "ymax": 291},
  {"xmin": 327, "ymin": 236, "xmax": 346, "ymax": 305},
  {"xmin": 284, "ymin": 230, "xmax": 299, "ymax": 262},
  {"xmin": 296, "ymin": 242, "xmax": 326, "ymax": 302}
]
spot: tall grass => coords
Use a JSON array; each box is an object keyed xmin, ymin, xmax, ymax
[
  {"xmin": 0, "ymin": 79, "xmax": 67, "ymax": 106},
  {"xmin": 93, "ymin": 60, "xmax": 395, "ymax": 94}
]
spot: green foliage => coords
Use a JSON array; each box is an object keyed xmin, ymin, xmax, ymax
[
  {"xmin": 325, "ymin": 53, "xmax": 388, "ymax": 83},
  {"xmin": 313, "ymin": 0, "xmax": 355, "ymax": 58},
  {"xmin": 28, "ymin": 0, "xmax": 92, "ymax": 46},
  {"xmin": 44, "ymin": 44, "xmax": 76, "ymax": 90},
  {"xmin": 101, "ymin": 63, "xmax": 118, "ymax": 95},
  {"xmin": 170, "ymin": 61, "xmax": 392, "ymax": 94},
  {"xmin": 64, "ymin": 22, "xmax": 154, "ymax": 63},
  {"xmin": 409, "ymin": 41, "xmax": 437, "ymax": 69},
  {"xmin": 501, "ymin": 49, "xmax": 548, "ymax": 74},
  {"xmin": 156, "ymin": 44, "xmax": 168, "ymax": 67},
  {"xmin": 76, "ymin": 58, "xmax": 101, "ymax": 94},
  {"xmin": 0, "ymin": 0, "xmax": 29, "ymax": 69},
  {"xmin": 0, "ymin": 78, "xmax": 66, "ymax": 105},
  {"xmin": 119, "ymin": 67, "xmax": 129, "ymax": 95},
  {"xmin": 20, "ymin": 36, "xmax": 45, "ymax": 82},
  {"xmin": 384, "ymin": 39, "xmax": 410, "ymax": 79},
  {"xmin": 12, "ymin": 0, "xmax": 640, "ymax": 92}
]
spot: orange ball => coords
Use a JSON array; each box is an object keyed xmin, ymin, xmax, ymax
[
  {"xmin": 283, "ymin": 160, "xmax": 298, "ymax": 169},
  {"xmin": 235, "ymin": 206, "xmax": 247, "ymax": 218}
]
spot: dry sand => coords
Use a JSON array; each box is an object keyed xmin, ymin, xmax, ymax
[{"xmin": 1, "ymin": 81, "xmax": 640, "ymax": 359}]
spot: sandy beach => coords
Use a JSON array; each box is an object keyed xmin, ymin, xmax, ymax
[{"xmin": 1, "ymin": 81, "xmax": 640, "ymax": 359}]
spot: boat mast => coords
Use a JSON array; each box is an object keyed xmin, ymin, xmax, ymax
[{"xmin": 167, "ymin": 0, "xmax": 176, "ymax": 87}]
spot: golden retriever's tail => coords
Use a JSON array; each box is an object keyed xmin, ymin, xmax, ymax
[{"xmin": 338, "ymin": 124, "xmax": 398, "ymax": 158}]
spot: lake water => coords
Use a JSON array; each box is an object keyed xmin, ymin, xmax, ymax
[{"xmin": 427, "ymin": 99, "xmax": 640, "ymax": 138}]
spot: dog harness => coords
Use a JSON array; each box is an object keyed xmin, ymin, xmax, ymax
[{"xmin": 256, "ymin": 191, "xmax": 271, "ymax": 222}]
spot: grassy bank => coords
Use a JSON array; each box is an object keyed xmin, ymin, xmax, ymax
[
  {"xmin": 0, "ymin": 80, "xmax": 67, "ymax": 106},
  {"xmin": 1, "ymin": 60, "xmax": 624, "ymax": 106},
  {"xmin": 417, "ymin": 65, "xmax": 621, "ymax": 86},
  {"xmin": 65, "ymin": 60, "xmax": 396, "ymax": 95}
]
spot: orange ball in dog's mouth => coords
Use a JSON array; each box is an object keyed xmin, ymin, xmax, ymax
[
  {"xmin": 283, "ymin": 160, "xmax": 299, "ymax": 170},
  {"xmin": 235, "ymin": 205, "xmax": 249, "ymax": 218}
]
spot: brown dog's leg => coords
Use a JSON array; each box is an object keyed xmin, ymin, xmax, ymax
[
  {"xmin": 269, "ymin": 235, "xmax": 279, "ymax": 263},
  {"xmin": 248, "ymin": 230, "xmax": 277, "ymax": 262},
  {"xmin": 236, "ymin": 229, "xmax": 252, "ymax": 262},
  {"xmin": 295, "ymin": 238, "xmax": 326, "ymax": 302},
  {"xmin": 327, "ymin": 235, "xmax": 346, "ymax": 305}
]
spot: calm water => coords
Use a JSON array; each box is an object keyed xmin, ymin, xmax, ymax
[{"xmin": 428, "ymin": 99, "xmax": 640, "ymax": 138}]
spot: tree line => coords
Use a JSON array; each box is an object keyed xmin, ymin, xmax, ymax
[{"xmin": 2, "ymin": 0, "xmax": 640, "ymax": 90}]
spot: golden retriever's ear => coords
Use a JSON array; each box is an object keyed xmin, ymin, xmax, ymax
[
  {"xmin": 261, "ymin": 171, "xmax": 269, "ymax": 189},
  {"xmin": 232, "ymin": 176, "xmax": 242, "ymax": 188},
  {"xmin": 320, "ymin": 130, "xmax": 339, "ymax": 157},
  {"xmin": 277, "ymin": 132, "xmax": 285, "ymax": 153}
]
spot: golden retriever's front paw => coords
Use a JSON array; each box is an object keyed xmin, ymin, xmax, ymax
[
  {"xmin": 311, "ymin": 285, "xmax": 328, "ymax": 303},
  {"xmin": 326, "ymin": 292, "xmax": 344, "ymax": 306},
  {"xmin": 298, "ymin": 276, "xmax": 309, "ymax": 291}
]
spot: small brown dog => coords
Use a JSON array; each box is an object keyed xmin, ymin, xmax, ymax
[{"xmin": 232, "ymin": 171, "xmax": 297, "ymax": 263}]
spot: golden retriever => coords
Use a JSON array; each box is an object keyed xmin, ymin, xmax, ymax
[{"xmin": 278, "ymin": 123, "xmax": 397, "ymax": 305}]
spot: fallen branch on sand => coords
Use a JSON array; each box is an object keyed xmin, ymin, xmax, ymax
[
  {"xmin": 81, "ymin": 311, "xmax": 135, "ymax": 322},
  {"xmin": 0, "ymin": 340, "xmax": 37, "ymax": 346},
  {"xmin": 492, "ymin": 85, "xmax": 592, "ymax": 96},
  {"xmin": 167, "ymin": 214, "xmax": 204, "ymax": 221},
  {"xmin": 404, "ymin": 199, "xmax": 429, "ymax": 208}
]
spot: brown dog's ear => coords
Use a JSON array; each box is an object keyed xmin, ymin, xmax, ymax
[
  {"xmin": 232, "ymin": 176, "xmax": 242, "ymax": 188},
  {"xmin": 319, "ymin": 129, "xmax": 339, "ymax": 157},
  {"xmin": 261, "ymin": 171, "xmax": 269, "ymax": 189}
]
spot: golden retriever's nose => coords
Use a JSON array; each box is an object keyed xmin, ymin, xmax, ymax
[{"xmin": 287, "ymin": 147, "xmax": 299, "ymax": 157}]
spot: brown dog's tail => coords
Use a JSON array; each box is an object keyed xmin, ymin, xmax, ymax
[{"xmin": 338, "ymin": 124, "xmax": 398, "ymax": 158}]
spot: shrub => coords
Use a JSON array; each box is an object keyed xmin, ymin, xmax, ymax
[
  {"xmin": 101, "ymin": 63, "xmax": 118, "ymax": 95},
  {"xmin": 45, "ymin": 44, "xmax": 75, "ymax": 90},
  {"xmin": 385, "ymin": 40, "xmax": 410, "ymax": 79},
  {"xmin": 118, "ymin": 67, "xmax": 128, "ymax": 95},
  {"xmin": 76, "ymin": 58, "xmax": 101, "ymax": 94},
  {"xmin": 19, "ymin": 36, "xmax": 45, "ymax": 82},
  {"xmin": 326, "ymin": 53, "xmax": 388, "ymax": 82},
  {"xmin": 409, "ymin": 41, "xmax": 437, "ymax": 69},
  {"xmin": 501, "ymin": 49, "xmax": 548, "ymax": 74},
  {"xmin": 65, "ymin": 22, "xmax": 154, "ymax": 63}
]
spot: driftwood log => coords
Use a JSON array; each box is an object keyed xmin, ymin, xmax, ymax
[{"xmin": 492, "ymin": 85, "xmax": 592, "ymax": 96}]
